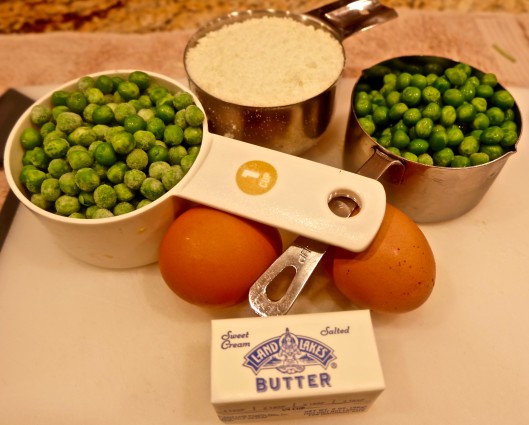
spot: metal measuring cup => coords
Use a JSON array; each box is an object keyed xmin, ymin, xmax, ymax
[
  {"xmin": 184, "ymin": 0, "xmax": 397, "ymax": 156},
  {"xmin": 344, "ymin": 55, "xmax": 523, "ymax": 223}
]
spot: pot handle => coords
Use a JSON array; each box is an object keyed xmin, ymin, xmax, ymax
[
  {"xmin": 307, "ymin": 0, "xmax": 398, "ymax": 41},
  {"xmin": 355, "ymin": 147, "xmax": 405, "ymax": 181}
]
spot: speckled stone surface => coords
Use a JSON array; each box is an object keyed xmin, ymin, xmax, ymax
[{"xmin": 1, "ymin": 0, "xmax": 528, "ymax": 33}]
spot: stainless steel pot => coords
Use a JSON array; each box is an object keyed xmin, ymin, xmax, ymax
[
  {"xmin": 344, "ymin": 56, "xmax": 523, "ymax": 223},
  {"xmin": 184, "ymin": 0, "xmax": 397, "ymax": 155}
]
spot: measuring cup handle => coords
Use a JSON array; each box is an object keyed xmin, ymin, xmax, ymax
[
  {"xmin": 175, "ymin": 133, "xmax": 386, "ymax": 253},
  {"xmin": 306, "ymin": 0, "xmax": 398, "ymax": 40}
]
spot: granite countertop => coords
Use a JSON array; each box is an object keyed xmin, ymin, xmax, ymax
[{"xmin": 1, "ymin": 0, "xmax": 528, "ymax": 33}]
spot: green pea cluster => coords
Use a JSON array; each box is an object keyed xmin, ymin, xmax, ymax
[
  {"xmin": 353, "ymin": 59, "xmax": 520, "ymax": 167},
  {"xmin": 18, "ymin": 71, "xmax": 204, "ymax": 218}
]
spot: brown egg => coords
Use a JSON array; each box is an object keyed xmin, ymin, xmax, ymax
[{"xmin": 328, "ymin": 203, "xmax": 436, "ymax": 313}]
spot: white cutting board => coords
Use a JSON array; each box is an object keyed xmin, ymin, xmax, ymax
[{"xmin": 1, "ymin": 80, "xmax": 529, "ymax": 425}]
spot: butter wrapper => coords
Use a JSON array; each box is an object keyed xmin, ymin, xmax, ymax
[{"xmin": 211, "ymin": 310, "xmax": 385, "ymax": 422}]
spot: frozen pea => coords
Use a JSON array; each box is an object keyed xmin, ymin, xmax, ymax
[
  {"xmin": 136, "ymin": 199, "xmax": 152, "ymax": 209},
  {"xmin": 164, "ymin": 124, "xmax": 184, "ymax": 146},
  {"xmin": 372, "ymin": 106, "xmax": 389, "ymax": 126},
  {"xmin": 23, "ymin": 146, "xmax": 50, "ymax": 170},
  {"xmin": 401, "ymin": 86, "xmax": 421, "ymax": 106},
  {"xmin": 74, "ymin": 167, "xmax": 100, "ymax": 192},
  {"xmin": 451, "ymin": 155, "xmax": 471, "ymax": 168},
  {"xmin": 433, "ymin": 76, "xmax": 451, "ymax": 93},
  {"xmin": 140, "ymin": 177, "xmax": 166, "ymax": 201},
  {"xmin": 69, "ymin": 212, "xmax": 86, "ymax": 219},
  {"xmin": 422, "ymin": 103, "xmax": 441, "ymax": 121},
  {"xmin": 133, "ymin": 130, "xmax": 156, "ymax": 150},
  {"xmin": 148, "ymin": 161, "xmax": 170, "ymax": 180},
  {"xmin": 68, "ymin": 149, "xmax": 93, "ymax": 170},
  {"xmin": 20, "ymin": 164, "xmax": 37, "ymax": 185},
  {"xmin": 118, "ymin": 81, "xmax": 140, "ymax": 101},
  {"xmin": 92, "ymin": 104, "xmax": 114, "ymax": 124},
  {"xmin": 92, "ymin": 162, "xmax": 108, "ymax": 179},
  {"xmin": 480, "ymin": 144, "xmax": 504, "ymax": 161},
  {"xmin": 40, "ymin": 122, "xmax": 56, "ymax": 138},
  {"xmin": 114, "ymin": 183, "xmax": 136, "ymax": 202},
  {"xmin": 417, "ymin": 153, "xmax": 434, "ymax": 166},
  {"xmin": 113, "ymin": 202, "xmax": 135, "ymax": 216},
  {"xmin": 472, "ymin": 113, "xmax": 490, "ymax": 130},
  {"xmin": 137, "ymin": 108, "xmax": 155, "ymax": 123},
  {"xmin": 78, "ymin": 190, "xmax": 95, "ymax": 206},
  {"xmin": 85, "ymin": 87, "xmax": 105, "ymax": 105},
  {"xmin": 52, "ymin": 105, "xmax": 70, "ymax": 121},
  {"xmin": 111, "ymin": 131, "xmax": 136, "ymax": 154},
  {"xmin": 402, "ymin": 151, "xmax": 418, "ymax": 162},
  {"xmin": 446, "ymin": 125, "xmax": 465, "ymax": 147},
  {"xmin": 125, "ymin": 148, "xmax": 149, "ymax": 170},
  {"xmin": 93, "ymin": 142, "xmax": 118, "ymax": 166},
  {"xmin": 51, "ymin": 90, "xmax": 70, "ymax": 106},
  {"xmin": 59, "ymin": 172, "xmax": 80, "ymax": 196},
  {"xmin": 433, "ymin": 147, "xmax": 455, "ymax": 167},
  {"xmin": 146, "ymin": 116, "xmax": 166, "ymax": 139},
  {"xmin": 92, "ymin": 208, "xmax": 114, "ymax": 219},
  {"xmin": 486, "ymin": 107, "xmax": 505, "ymax": 126},
  {"xmin": 68, "ymin": 126, "xmax": 97, "ymax": 147},
  {"xmin": 174, "ymin": 109, "xmax": 187, "ymax": 128},
  {"xmin": 43, "ymin": 137, "xmax": 69, "ymax": 159},
  {"xmin": 83, "ymin": 104, "xmax": 99, "ymax": 123},
  {"xmin": 408, "ymin": 139, "xmax": 429, "ymax": 155},
  {"xmin": 471, "ymin": 97, "xmax": 488, "ymax": 113},
  {"xmin": 388, "ymin": 102, "xmax": 408, "ymax": 121},
  {"xmin": 48, "ymin": 158, "xmax": 71, "ymax": 178},
  {"xmin": 66, "ymin": 91, "xmax": 88, "ymax": 114},
  {"xmin": 30, "ymin": 105, "xmax": 52, "ymax": 126},
  {"xmin": 40, "ymin": 178, "xmax": 61, "ymax": 202},
  {"xmin": 85, "ymin": 205, "xmax": 100, "ymax": 218},
  {"xmin": 77, "ymin": 76, "xmax": 95, "ymax": 93},
  {"xmin": 445, "ymin": 67, "xmax": 467, "ymax": 86},
  {"xmin": 107, "ymin": 161, "xmax": 129, "ymax": 184},
  {"xmin": 93, "ymin": 184, "xmax": 117, "ymax": 209},
  {"xmin": 114, "ymin": 102, "xmax": 137, "ymax": 123},
  {"xmin": 469, "ymin": 152, "xmax": 490, "ymax": 166},
  {"xmin": 124, "ymin": 169, "xmax": 146, "ymax": 190},
  {"xmin": 161, "ymin": 165, "xmax": 185, "ymax": 190},
  {"xmin": 188, "ymin": 146, "xmax": 200, "ymax": 157},
  {"xmin": 173, "ymin": 91, "xmax": 194, "ymax": 110},
  {"xmin": 138, "ymin": 94, "xmax": 152, "ymax": 108},
  {"xmin": 155, "ymin": 104, "xmax": 176, "ymax": 124},
  {"xmin": 415, "ymin": 117, "xmax": 434, "ymax": 139},
  {"xmin": 422, "ymin": 86, "xmax": 441, "ymax": 103},
  {"xmin": 56, "ymin": 111, "xmax": 83, "ymax": 133},
  {"xmin": 168, "ymin": 145, "xmax": 187, "ymax": 165},
  {"xmin": 55, "ymin": 195, "xmax": 81, "ymax": 216},
  {"xmin": 501, "ymin": 130, "xmax": 518, "ymax": 148},
  {"xmin": 460, "ymin": 82, "xmax": 476, "ymax": 101},
  {"xmin": 184, "ymin": 105, "xmax": 205, "ymax": 126},
  {"xmin": 148, "ymin": 145, "xmax": 169, "ymax": 163},
  {"xmin": 480, "ymin": 126, "xmax": 504, "ymax": 145},
  {"xmin": 180, "ymin": 154, "xmax": 196, "ymax": 173},
  {"xmin": 123, "ymin": 114, "xmax": 146, "ymax": 133},
  {"xmin": 30, "ymin": 193, "xmax": 51, "ymax": 210},
  {"xmin": 459, "ymin": 136, "xmax": 480, "ymax": 156},
  {"xmin": 456, "ymin": 103, "xmax": 476, "ymax": 123},
  {"xmin": 24, "ymin": 169, "xmax": 47, "ymax": 193},
  {"xmin": 183, "ymin": 126, "xmax": 203, "ymax": 145},
  {"xmin": 20, "ymin": 127, "xmax": 43, "ymax": 150},
  {"xmin": 43, "ymin": 129, "xmax": 67, "ymax": 144}
]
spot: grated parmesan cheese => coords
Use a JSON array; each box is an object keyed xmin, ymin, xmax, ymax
[{"xmin": 185, "ymin": 17, "xmax": 344, "ymax": 107}]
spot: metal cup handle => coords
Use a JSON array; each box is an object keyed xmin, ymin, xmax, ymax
[{"xmin": 307, "ymin": 0, "xmax": 398, "ymax": 41}]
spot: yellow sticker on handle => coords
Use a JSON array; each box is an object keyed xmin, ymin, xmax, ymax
[{"xmin": 236, "ymin": 160, "xmax": 278, "ymax": 195}]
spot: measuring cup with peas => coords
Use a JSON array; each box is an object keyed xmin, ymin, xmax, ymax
[
  {"xmin": 5, "ymin": 70, "xmax": 386, "ymax": 268},
  {"xmin": 344, "ymin": 55, "xmax": 523, "ymax": 223}
]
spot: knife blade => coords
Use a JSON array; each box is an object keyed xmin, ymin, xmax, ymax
[{"xmin": 0, "ymin": 88, "xmax": 35, "ymax": 252}]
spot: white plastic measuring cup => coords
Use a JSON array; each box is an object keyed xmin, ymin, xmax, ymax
[{"xmin": 5, "ymin": 70, "xmax": 386, "ymax": 268}]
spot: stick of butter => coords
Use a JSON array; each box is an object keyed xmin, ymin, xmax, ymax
[{"xmin": 211, "ymin": 310, "xmax": 385, "ymax": 422}]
